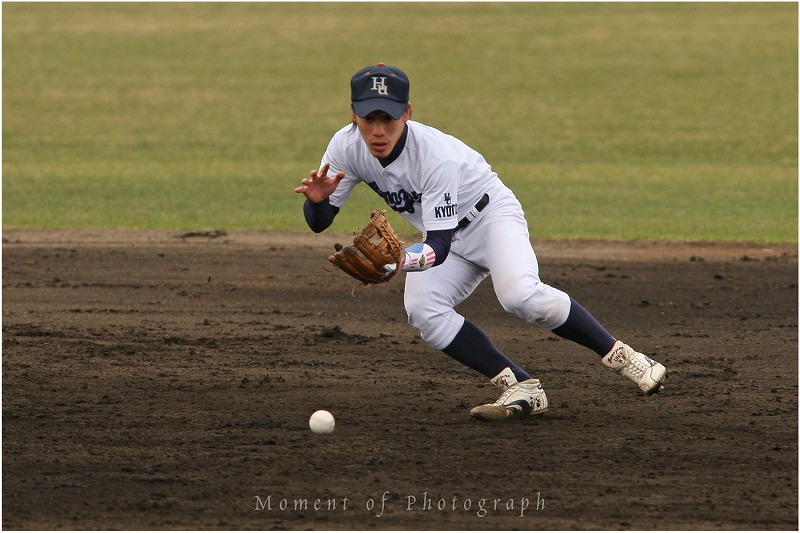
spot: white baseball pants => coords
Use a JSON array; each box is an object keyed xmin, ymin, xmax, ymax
[{"xmin": 404, "ymin": 185, "xmax": 572, "ymax": 350}]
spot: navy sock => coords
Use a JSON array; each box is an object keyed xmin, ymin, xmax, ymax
[
  {"xmin": 551, "ymin": 298, "xmax": 616, "ymax": 356},
  {"xmin": 442, "ymin": 320, "xmax": 531, "ymax": 381}
]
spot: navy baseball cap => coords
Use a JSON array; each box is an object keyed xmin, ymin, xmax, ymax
[{"xmin": 350, "ymin": 63, "xmax": 410, "ymax": 120}]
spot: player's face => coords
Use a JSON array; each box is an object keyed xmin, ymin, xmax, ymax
[{"xmin": 351, "ymin": 104, "xmax": 412, "ymax": 158}]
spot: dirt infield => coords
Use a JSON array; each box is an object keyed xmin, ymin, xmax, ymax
[{"xmin": 2, "ymin": 229, "xmax": 797, "ymax": 530}]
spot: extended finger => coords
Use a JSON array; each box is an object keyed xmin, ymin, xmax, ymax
[
  {"xmin": 316, "ymin": 162, "xmax": 331, "ymax": 179},
  {"xmin": 309, "ymin": 166, "xmax": 327, "ymax": 180}
]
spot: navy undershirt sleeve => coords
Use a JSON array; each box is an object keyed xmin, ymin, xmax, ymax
[
  {"xmin": 424, "ymin": 228, "xmax": 455, "ymax": 266},
  {"xmin": 303, "ymin": 198, "xmax": 340, "ymax": 233}
]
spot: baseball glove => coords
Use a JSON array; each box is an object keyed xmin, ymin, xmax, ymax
[{"xmin": 329, "ymin": 210, "xmax": 405, "ymax": 285}]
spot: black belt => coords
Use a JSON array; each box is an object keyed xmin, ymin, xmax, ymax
[{"xmin": 456, "ymin": 193, "xmax": 490, "ymax": 230}]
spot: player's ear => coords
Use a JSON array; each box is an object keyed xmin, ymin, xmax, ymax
[
  {"xmin": 405, "ymin": 102, "xmax": 412, "ymax": 120},
  {"xmin": 350, "ymin": 104, "xmax": 357, "ymax": 125}
]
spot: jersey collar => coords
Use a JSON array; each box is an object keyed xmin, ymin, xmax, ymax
[{"xmin": 378, "ymin": 124, "xmax": 409, "ymax": 168}]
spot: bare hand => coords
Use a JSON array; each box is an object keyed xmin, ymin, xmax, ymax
[{"xmin": 294, "ymin": 163, "xmax": 345, "ymax": 204}]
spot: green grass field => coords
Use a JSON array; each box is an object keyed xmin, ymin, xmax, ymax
[{"xmin": 3, "ymin": 2, "xmax": 797, "ymax": 241}]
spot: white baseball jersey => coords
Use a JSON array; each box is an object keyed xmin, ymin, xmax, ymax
[{"xmin": 322, "ymin": 120, "xmax": 500, "ymax": 233}]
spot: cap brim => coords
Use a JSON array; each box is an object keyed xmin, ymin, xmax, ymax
[{"xmin": 352, "ymin": 98, "xmax": 407, "ymax": 120}]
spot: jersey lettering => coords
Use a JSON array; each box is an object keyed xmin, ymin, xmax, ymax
[
  {"xmin": 366, "ymin": 181, "xmax": 421, "ymax": 214},
  {"xmin": 434, "ymin": 204, "xmax": 458, "ymax": 219},
  {"xmin": 435, "ymin": 192, "xmax": 457, "ymax": 219}
]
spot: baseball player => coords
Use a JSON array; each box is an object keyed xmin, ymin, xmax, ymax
[{"xmin": 294, "ymin": 63, "xmax": 666, "ymax": 420}]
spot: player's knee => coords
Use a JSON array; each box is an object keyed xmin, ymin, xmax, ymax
[
  {"xmin": 497, "ymin": 282, "xmax": 570, "ymax": 329},
  {"xmin": 405, "ymin": 292, "xmax": 428, "ymax": 326},
  {"xmin": 404, "ymin": 284, "xmax": 440, "ymax": 330},
  {"xmin": 406, "ymin": 305, "xmax": 461, "ymax": 350},
  {"xmin": 406, "ymin": 305, "xmax": 437, "ymax": 344}
]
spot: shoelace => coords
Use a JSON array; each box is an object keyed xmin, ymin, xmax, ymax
[
  {"xmin": 621, "ymin": 353, "xmax": 650, "ymax": 380},
  {"xmin": 493, "ymin": 384, "xmax": 521, "ymax": 406}
]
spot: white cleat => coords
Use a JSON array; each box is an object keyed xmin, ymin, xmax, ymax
[
  {"xmin": 603, "ymin": 341, "xmax": 666, "ymax": 395},
  {"xmin": 470, "ymin": 367, "xmax": 549, "ymax": 420}
]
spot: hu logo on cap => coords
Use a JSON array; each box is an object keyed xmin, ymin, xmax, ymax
[{"xmin": 371, "ymin": 77, "xmax": 389, "ymax": 96}]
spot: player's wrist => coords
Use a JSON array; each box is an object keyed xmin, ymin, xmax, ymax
[{"xmin": 401, "ymin": 243, "xmax": 435, "ymax": 272}]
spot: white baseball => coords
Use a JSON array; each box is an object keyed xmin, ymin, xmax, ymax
[{"xmin": 309, "ymin": 410, "xmax": 335, "ymax": 434}]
